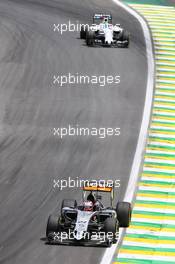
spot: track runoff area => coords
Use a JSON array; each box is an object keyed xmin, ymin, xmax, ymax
[{"xmin": 112, "ymin": 3, "xmax": 175, "ymax": 264}]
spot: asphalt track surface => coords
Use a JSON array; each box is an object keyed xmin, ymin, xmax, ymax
[{"xmin": 0, "ymin": 0, "xmax": 147, "ymax": 263}]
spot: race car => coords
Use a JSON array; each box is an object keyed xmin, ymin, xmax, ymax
[
  {"xmin": 46, "ymin": 180, "xmax": 132, "ymax": 247},
  {"xmin": 80, "ymin": 13, "xmax": 130, "ymax": 47}
]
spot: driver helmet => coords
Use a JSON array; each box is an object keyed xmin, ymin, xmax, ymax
[
  {"xmin": 83, "ymin": 201, "xmax": 93, "ymax": 211},
  {"xmin": 94, "ymin": 200, "xmax": 101, "ymax": 211},
  {"xmin": 103, "ymin": 17, "xmax": 108, "ymax": 23},
  {"xmin": 102, "ymin": 17, "xmax": 109, "ymax": 29}
]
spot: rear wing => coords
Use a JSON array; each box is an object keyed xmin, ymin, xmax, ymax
[
  {"xmin": 93, "ymin": 13, "xmax": 112, "ymax": 23},
  {"xmin": 82, "ymin": 180, "xmax": 114, "ymax": 206},
  {"xmin": 83, "ymin": 181, "xmax": 113, "ymax": 192}
]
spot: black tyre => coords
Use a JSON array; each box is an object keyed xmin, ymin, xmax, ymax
[
  {"xmin": 104, "ymin": 217, "xmax": 118, "ymax": 245},
  {"xmin": 116, "ymin": 202, "xmax": 132, "ymax": 228},
  {"xmin": 86, "ymin": 31, "xmax": 95, "ymax": 46},
  {"xmin": 80, "ymin": 25, "xmax": 87, "ymax": 39},
  {"xmin": 121, "ymin": 30, "xmax": 130, "ymax": 48},
  {"xmin": 61, "ymin": 199, "xmax": 77, "ymax": 210},
  {"xmin": 106, "ymin": 238, "xmax": 112, "ymax": 248},
  {"xmin": 46, "ymin": 215, "xmax": 59, "ymax": 237}
]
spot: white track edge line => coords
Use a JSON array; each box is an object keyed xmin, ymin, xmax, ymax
[{"xmin": 100, "ymin": 1, "xmax": 154, "ymax": 264}]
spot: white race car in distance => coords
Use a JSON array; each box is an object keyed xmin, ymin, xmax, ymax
[{"xmin": 80, "ymin": 13, "xmax": 130, "ymax": 48}]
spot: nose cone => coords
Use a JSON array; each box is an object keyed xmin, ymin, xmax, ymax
[
  {"xmin": 74, "ymin": 230, "xmax": 84, "ymax": 240},
  {"xmin": 105, "ymin": 28, "xmax": 113, "ymax": 44}
]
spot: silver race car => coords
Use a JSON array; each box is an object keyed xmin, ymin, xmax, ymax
[
  {"xmin": 80, "ymin": 14, "xmax": 130, "ymax": 48},
  {"xmin": 46, "ymin": 180, "xmax": 132, "ymax": 247}
]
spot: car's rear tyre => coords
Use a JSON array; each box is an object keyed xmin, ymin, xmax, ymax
[
  {"xmin": 61, "ymin": 199, "xmax": 77, "ymax": 210},
  {"xmin": 46, "ymin": 215, "xmax": 59, "ymax": 237},
  {"xmin": 86, "ymin": 31, "xmax": 95, "ymax": 46},
  {"xmin": 116, "ymin": 202, "xmax": 132, "ymax": 228}
]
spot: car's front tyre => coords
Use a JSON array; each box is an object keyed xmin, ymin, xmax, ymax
[
  {"xmin": 104, "ymin": 217, "xmax": 119, "ymax": 246},
  {"xmin": 46, "ymin": 215, "xmax": 59, "ymax": 237},
  {"xmin": 80, "ymin": 25, "xmax": 88, "ymax": 39},
  {"xmin": 121, "ymin": 30, "xmax": 130, "ymax": 48},
  {"xmin": 86, "ymin": 30, "xmax": 95, "ymax": 47}
]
